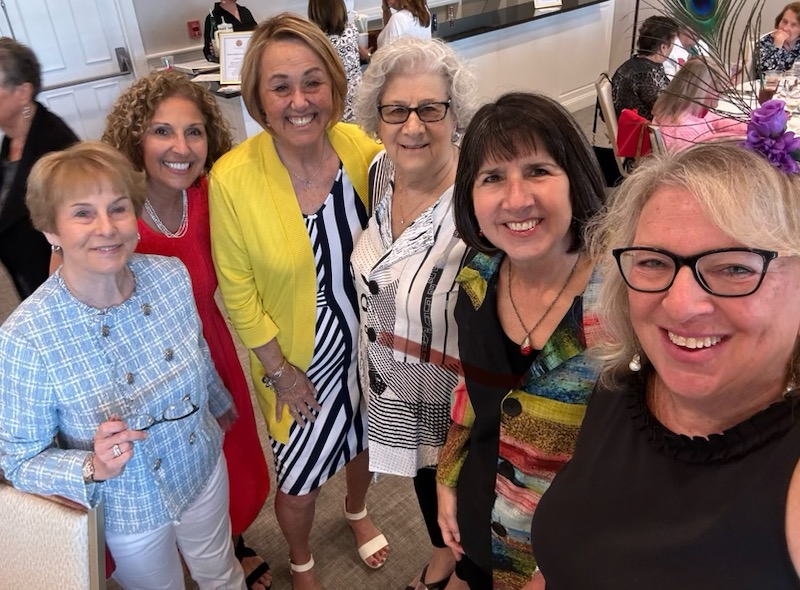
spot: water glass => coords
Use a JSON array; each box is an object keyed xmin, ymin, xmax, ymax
[
  {"xmin": 792, "ymin": 59, "xmax": 800, "ymax": 79},
  {"xmin": 764, "ymin": 70, "xmax": 782, "ymax": 91}
]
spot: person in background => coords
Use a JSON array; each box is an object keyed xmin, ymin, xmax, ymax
[
  {"xmin": 532, "ymin": 141, "xmax": 800, "ymax": 589},
  {"xmin": 759, "ymin": 2, "xmax": 800, "ymax": 73},
  {"xmin": 378, "ymin": 0, "xmax": 431, "ymax": 48},
  {"xmin": 352, "ymin": 37, "xmax": 478, "ymax": 590},
  {"xmin": 652, "ymin": 58, "xmax": 746, "ymax": 151},
  {"xmin": 204, "ymin": 0, "xmax": 258, "ymax": 62},
  {"xmin": 436, "ymin": 93, "xmax": 605, "ymax": 590},
  {"xmin": 0, "ymin": 141, "xmax": 245, "ymax": 590},
  {"xmin": 0, "ymin": 37, "xmax": 77, "ymax": 300},
  {"xmin": 102, "ymin": 70, "xmax": 272, "ymax": 590},
  {"xmin": 663, "ymin": 26, "xmax": 706, "ymax": 79},
  {"xmin": 209, "ymin": 14, "xmax": 387, "ymax": 590},
  {"xmin": 308, "ymin": 0, "xmax": 365, "ymax": 122},
  {"xmin": 611, "ymin": 16, "xmax": 679, "ymax": 121}
]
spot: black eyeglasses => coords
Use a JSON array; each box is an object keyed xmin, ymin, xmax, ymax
[
  {"xmin": 377, "ymin": 100, "xmax": 451, "ymax": 124},
  {"xmin": 613, "ymin": 247, "xmax": 779, "ymax": 297},
  {"xmin": 127, "ymin": 395, "xmax": 200, "ymax": 431}
]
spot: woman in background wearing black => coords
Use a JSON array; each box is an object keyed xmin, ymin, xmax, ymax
[
  {"xmin": 0, "ymin": 37, "xmax": 78, "ymax": 300},
  {"xmin": 204, "ymin": 1, "xmax": 258, "ymax": 62}
]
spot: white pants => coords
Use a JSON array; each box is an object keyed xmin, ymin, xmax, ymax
[{"xmin": 106, "ymin": 456, "xmax": 246, "ymax": 590}]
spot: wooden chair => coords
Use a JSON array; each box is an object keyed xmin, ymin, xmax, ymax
[
  {"xmin": 594, "ymin": 73, "xmax": 629, "ymax": 179},
  {"xmin": 0, "ymin": 482, "xmax": 106, "ymax": 589},
  {"xmin": 648, "ymin": 124, "xmax": 667, "ymax": 156}
]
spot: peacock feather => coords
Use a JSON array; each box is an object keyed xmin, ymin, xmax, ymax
[{"xmin": 654, "ymin": 0, "xmax": 766, "ymax": 118}]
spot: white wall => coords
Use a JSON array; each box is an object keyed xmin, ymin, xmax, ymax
[
  {"xmin": 452, "ymin": 1, "xmax": 615, "ymax": 111},
  {"xmin": 131, "ymin": 0, "xmax": 383, "ymax": 55}
]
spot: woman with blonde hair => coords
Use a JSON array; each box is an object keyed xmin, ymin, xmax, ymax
[
  {"xmin": 103, "ymin": 69, "xmax": 272, "ymax": 589},
  {"xmin": 378, "ymin": 0, "xmax": 431, "ymax": 47},
  {"xmin": 0, "ymin": 141, "xmax": 245, "ymax": 589},
  {"xmin": 652, "ymin": 58, "xmax": 746, "ymax": 151},
  {"xmin": 210, "ymin": 13, "xmax": 386, "ymax": 589},
  {"xmin": 532, "ymin": 142, "xmax": 800, "ymax": 588}
]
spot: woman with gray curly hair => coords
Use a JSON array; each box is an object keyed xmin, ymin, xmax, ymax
[
  {"xmin": 532, "ymin": 142, "xmax": 800, "ymax": 588},
  {"xmin": 352, "ymin": 36, "xmax": 477, "ymax": 590}
]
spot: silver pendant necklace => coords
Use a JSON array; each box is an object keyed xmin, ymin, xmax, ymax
[
  {"xmin": 278, "ymin": 143, "xmax": 327, "ymax": 190},
  {"xmin": 144, "ymin": 190, "xmax": 188, "ymax": 238}
]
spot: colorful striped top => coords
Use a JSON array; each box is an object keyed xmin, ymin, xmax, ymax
[{"xmin": 437, "ymin": 250, "xmax": 603, "ymax": 589}]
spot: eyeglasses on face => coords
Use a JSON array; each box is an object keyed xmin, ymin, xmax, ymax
[
  {"xmin": 377, "ymin": 100, "xmax": 451, "ymax": 124},
  {"xmin": 127, "ymin": 395, "xmax": 200, "ymax": 431},
  {"xmin": 612, "ymin": 246, "xmax": 779, "ymax": 297}
]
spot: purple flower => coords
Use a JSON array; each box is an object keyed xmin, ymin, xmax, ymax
[
  {"xmin": 749, "ymin": 100, "xmax": 788, "ymax": 137},
  {"xmin": 744, "ymin": 129, "xmax": 800, "ymax": 174}
]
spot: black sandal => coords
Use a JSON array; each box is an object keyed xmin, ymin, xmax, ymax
[
  {"xmin": 234, "ymin": 535, "xmax": 272, "ymax": 590},
  {"xmin": 405, "ymin": 564, "xmax": 452, "ymax": 590}
]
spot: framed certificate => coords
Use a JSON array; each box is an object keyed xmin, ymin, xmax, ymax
[
  {"xmin": 219, "ymin": 31, "xmax": 253, "ymax": 85},
  {"xmin": 533, "ymin": 0, "xmax": 562, "ymax": 8}
]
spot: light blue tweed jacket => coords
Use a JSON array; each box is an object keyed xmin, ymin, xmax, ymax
[{"xmin": 0, "ymin": 254, "xmax": 231, "ymax": 534}]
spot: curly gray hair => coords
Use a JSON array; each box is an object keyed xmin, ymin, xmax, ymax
[{"xmin": 355, "ymin": 37, "xmax": 478, "ymax": 137}]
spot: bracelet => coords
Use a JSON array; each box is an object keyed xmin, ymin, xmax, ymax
[
  {"xmin": 274, "ymin": 364, "xmax": 299, "ymax": 394},
  {"xmin": 261, "ymin": 358, "xmax": 287, "ymax": 388}
]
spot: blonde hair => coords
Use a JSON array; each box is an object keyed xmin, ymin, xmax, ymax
[
  {"xmin": 26, "ymin": 141, "xmax": 146, "ymax": 234},
  {"xmin": 102, "ymin": 69, "xmax": 232, "ymax": 174},
  {"xmin": 240, "ymin": 13, "xmax": 346, "ymax": 131},
  {"xmin": 652, "ymin": 58, "xmax": 719, "ymax": 120},
  {"xmin": 588, "ymin": 142, "xmax": 800, "ymax": 385}
]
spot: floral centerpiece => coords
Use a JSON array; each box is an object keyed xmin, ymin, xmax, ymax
[{"xmin": 744, "ymin": 100, "xmax": 800, "ymax": 174}]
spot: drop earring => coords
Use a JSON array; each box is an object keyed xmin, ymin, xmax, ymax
[{"xmin": 629, "ymin": 353, "xmax": 641, "ymax": 372}]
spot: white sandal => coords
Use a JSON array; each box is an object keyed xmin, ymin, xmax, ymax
[
  {"xmin": 344, "ymin": 499, "xmax": 389, "ymax": 569},
  {"xmin": 289, "ymin": 554, "xmax": 315, "ymax": 574}
]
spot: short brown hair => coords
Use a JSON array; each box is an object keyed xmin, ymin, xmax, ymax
[
  {"xmin": 393, "ymin": 0, "xmax": 431, "ymax": 28},
  {"xmin": 240, "ymin": 13, "xmax": 347, "ymax": 131},
  {"xmin": 26, "ymin": 141, "xmax": 146, "ymax": 234},
  {"xmin": 308, "ymin": 0, "xmax": 347, "ymax": 36},
  {"xmin": 102, "ymin": 69, "xmax": 232, "ymax": 174},
  {"xmin": 776, "ymin": 3, "xmax": 800, "ymax": 28}
]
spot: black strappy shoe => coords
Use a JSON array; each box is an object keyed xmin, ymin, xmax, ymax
[{"xmin": 234, "ymin": 535, "xmax": 272, "ymax": 590}]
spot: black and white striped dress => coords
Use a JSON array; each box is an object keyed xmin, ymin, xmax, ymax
[{"xmin": 271, "ymin": 164, "xmax": 368, "ymax": 495}]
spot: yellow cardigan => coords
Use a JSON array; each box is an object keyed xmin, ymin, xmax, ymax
[{"xmin": 209, "ymin": 123, "xmax": 380, "ymax": 443}]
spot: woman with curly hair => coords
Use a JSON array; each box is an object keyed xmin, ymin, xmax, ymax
[
  {"xmin": 102, "ymin": 70, "xmax": 272, "ymax": 590},
  {"xmin": 378, "ymin": 0, "xmax": 431, "ymax": 48}
]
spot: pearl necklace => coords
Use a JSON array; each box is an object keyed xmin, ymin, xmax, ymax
[{"xmin": 144, "ymin": 190, "xmax": 188, "ymax": 238}]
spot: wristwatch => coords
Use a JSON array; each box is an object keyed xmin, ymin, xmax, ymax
[{"xmin": 82, "ymin": 452, "xmax": 96, "ymax": 484}]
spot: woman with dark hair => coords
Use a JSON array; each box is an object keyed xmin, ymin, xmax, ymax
[
  {"xmin": 203, "ymin": 0, "xmax": 258, "ymax": 62},
  {"xmin": 308, "ymin": 0, "xmax": 364, "ymax": 122},
  {"xmin": 0, "ymin": 37, "xmax": 77, "ymax": 300},
  {"xmin": 759, "ymin": 2, "xmax": 800, "ymax": 72},
  {"xmin": 378, "ymin": 0, "xmax": 431, "ymax": 48},
  {"xmin": 103, "ymin": 70, "xmax": 272, "ymax": 590},
  {"xmin": 435, "ymin": 92, "xmax": 605, "ymax": 590},
  {"xmin": 611, "ymin": 15, "xmax": 679, "ymax": 120}
]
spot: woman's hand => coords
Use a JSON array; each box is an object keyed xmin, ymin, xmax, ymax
[
  {"xmin": 216, "ymin": 406, "xmax": 239, "ymax": 432},
  {"xmin": 274, "ymin": 364, "xmax": 322, "ymax": 427},
  {"xmin": 774, "ymin": 29, "xmax": 791, "ymax": 48},
  {"xmin": 92, "ymin": 414, "xmax": 147, "ymax": 481},
  {"xmin": 437, "ymin": 482, "xmax": 464, "ymax": 560},
  {"xmin": 523, "ymin": 570, "xmax": 546, "ymax": 590}
]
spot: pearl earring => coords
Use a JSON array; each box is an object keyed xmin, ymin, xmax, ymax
[{"xmin": 629, "ymin": 353, "xmax": 641, "ymax": 372}]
